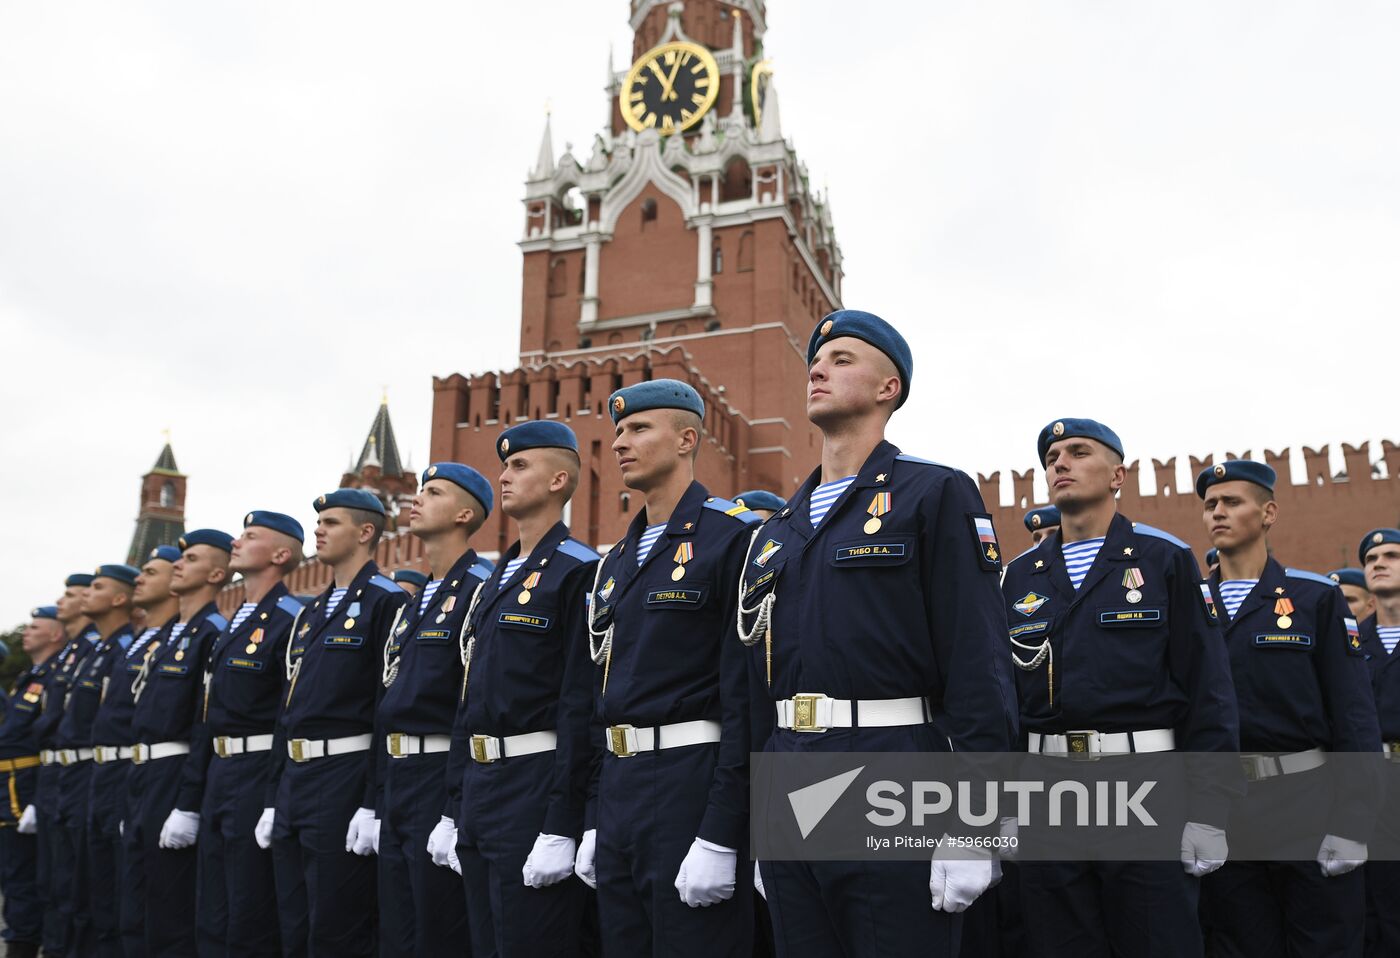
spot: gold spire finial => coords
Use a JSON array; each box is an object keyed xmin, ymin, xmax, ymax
[
  {"xmin": 381, "ymin": 385, "xmax": 389, "ymax": 405},
  {"xmin": 161, "ymin": 426, "xmax": 171, "ymax": 443}
]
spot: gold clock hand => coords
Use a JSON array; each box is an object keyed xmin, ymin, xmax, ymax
[{"xmin": 663, "ymin": 56, "xmax": 685, "ymax": 101}]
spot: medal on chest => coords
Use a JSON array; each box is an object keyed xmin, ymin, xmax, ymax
[
  {"xmin": 864, "ymin": 492, "xmax": 892, "ymax": 534},
  {"xmin": 1122, "ymin": 568, "xmax": 1145, "ymax": 604},
  {"xmin": 671, "ymin": 542, "xmax": 695, "ymax": 581},
  {"xmin": 1275, "ymin": 597, "xmax": 1294, "ymax": 630},
  {"xmin": 518, "ymin": 571, "xmax": 542, "ymax": 605}
]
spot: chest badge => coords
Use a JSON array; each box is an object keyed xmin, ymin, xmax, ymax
[
  {"xmin": 754, "ymin": 539, "xmax": 783, "ymax": 568},
  {"xmin": 1122, "ymin": 568, "xmax": 1145, "ymax": 604},
  {"xmin": 864, "ymin": 492, "xmax": 892, "ymax": 534},
  {"xmin": 1013, "ymin": 592, "xmax": 1049, "ymax": 617},
  {"xmin": 672, "ymin": 542, "xmax": 695, "ymax": 582},
  {"xmin": 1199, "ymin": 583, "xmax": 1218, "ymax": 620},
  {"xmin": 1274, "ymin": 597, "xmax": 1294, "ymax": 630},
  {"xmin": 518, "ymin": 571, "xmax": 542, "ymax": 605},
  {"xmin": 437, "ymin": 594, "xmax": 456, "ymax": 624},
  {"xmin": 599, "ymin": 577, "xmax": 616, "ymax": 601}
]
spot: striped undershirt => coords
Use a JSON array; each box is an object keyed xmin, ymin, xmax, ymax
[
  {"xmin": 1062, "ymin": 537, "xmax": 1106, "ymax": 590},
  {"xmin": 418, "ymin": 580, "xmax": 443, "ymax": 615},
  {"xmin": 1218, "ymin": 580, "xmax": 1258, "ymax": 619},
  {"xmin": 1379, "ymin": 626, "xmax": 1400, "ymax": 656},
  {"xmin": 325, "ymin": 587, "xmax": 348, "ymax": 618},
  {"xmin": 498, "ymin": 557, "xmax": 527, "ymax": 588},
  {"xmin": 131, "ymin": 627, "xmax": 159, "ymax": 658},
  {"xmin": 228, "ymin": 602, "xmax": 256, "ymax": 634},
  {"xmin": 637, "ymin": 524, "xmax": 666, "ymax": 565},
  {"xmin": 167, "ymin": 622, "xmax": 187, "ymax": 647},
  {"xmin": 809, "ymin": 476, "xmax": 857, "ymax": 528}
]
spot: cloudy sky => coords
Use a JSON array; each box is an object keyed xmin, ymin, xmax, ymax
[{"xmin": 2, "ymin": 1, "xmax": 1397, "ymax": 625}]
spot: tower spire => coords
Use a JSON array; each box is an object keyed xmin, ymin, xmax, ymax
[
  {"xmin": 758, "ymin": 77, "xmax": 782, "ymax": 142},
  {"xmin": 531, "ymin": 109, "xmax": 555, "ymax": 180}
]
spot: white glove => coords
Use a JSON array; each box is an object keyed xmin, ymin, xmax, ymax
[
  {"xmin": 159, "ymin": 809, "xmax": 201, "ymax": 850},
  {"xmin": 574, "ymin": 828, "xmax": 597, "ymax": 889},
  {"xmin": 1180, "ymin": 821, "xmax": 1228, "ymax": 877},
  {"xmin": 754, "ymin": 861, "xmax": 765, "ymax": 900},
  {"xmin": 523, "ymin": 833, "xmax": 577, "ymax": 888},
  {"xmin": 254, "ymin": 808, "xmax": 275, "ymax": 851},
  {"xmin": 119, "ymin": 820, "xmax": 124, "ymax": 837},
  {"xmin": 371, "ymin": 818, "xmax": 381, "ymax": 854},
  {"xmin": 448, "ymin": 842, "xmax": 462, "ymax": 875},
  {"xmin": 17, "ymin": 805, "xmax": 36, "ymax": 835},
  {"xmin": 1317, "ymin": 834, "xmax": 1368, "ymax": 877},
  {"xmin": 346, "ymin": 807, "xmax": 377, "ymax": 856},
  {"xmin": 674, "ymin": 838, "xmax": 737, "ymax": 907},
  {"xmin": 428, "ymin": 816, "xmax": 457, "ymax": 869},
  {"xmin": 929, "ymin": 842, "xmax": 997, "ymax": 912}
]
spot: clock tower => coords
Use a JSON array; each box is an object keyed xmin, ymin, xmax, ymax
[{"xmin": 432, "ymin": 0, "xmax": 843, "ymax": 552}]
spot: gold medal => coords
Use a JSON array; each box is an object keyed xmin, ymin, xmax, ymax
[
  {"xmin": 245, "ymin": 643, "xmax": 258, "ymax": 654},
  {"xmin": 863, "ymin": 516, "xmax": 882, "ymax": 534},
  {"xmin": 671, "ymin": 566, "xmax": 686, "ymax": 582},
  {"xmin": 1277, "ymin": 615, "xmax": 1292, "ymax": 629},
  {"xmin": 671, "ymin": 543, "xmax": 694, "ymax": 580},
  {"xmin": 865, "ymin": 492, "xmax": 892, "ymax": 535},
  {"xmin": 343, "ymin": 618, "xmax": 355, "ymax": 629},
  {"xmin": 1274, "ymin": 597, "xmax": 1294, "ymax": 631},
  {"xmin": 518, "ymin": 590, "xmax": 532, "ymax": 605},
  {"xmin": 175, "ymin": 650, "xmax": 185, "ymax": 661}
]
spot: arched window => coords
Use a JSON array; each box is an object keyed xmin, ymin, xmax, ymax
[
  {"xmin": 160, "ymin": 481, "xmax": 176, "ymax": 508},
  {"xmin": 548, "ymin": 258, "xmax": 567, "ymax": 297},
  {"xmin": 737, "ymin": 230, "xmax": 755, "ymax": 272},
  {"xmin": 712, "ymin": 239, "xmax": 723, "ymax": 275},
  {"xmin": 720, "ymin": 157, "xmax": 752, "ymax": 203}
]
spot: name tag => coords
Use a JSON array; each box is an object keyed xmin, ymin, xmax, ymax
[
  {"xmin": 416, "ymin": 629, "xmax": 451, "ymax": 642},
  {"xmin": 158, "ymin": 664, "xmax": 190, "ymax": 676},
  {"xmin": 125, "ymin": 664, "xmax": 143, "ymax": 674},
  {"xmin": 498, "ymin": 612, "xmax": 551, "ymax": 631},
  {"xmin": 646, "ymin": 589, "xmax": 702, "ymax": 606},
  {"xmin": 225, "ymin": 657, "xmax": 264, "ymax": 671},
  {"xmin": 1009, "ymin": 620, "xmax": 1050, "ymax": 639},
  {"xmin": 834, "ymin": 543, "xmax": 907, "ymax": 562},
  {"xmin": 324, "ymin": 635, "xmax": 364, "ymax": 649},
  {"xmin": 745, "ymin": 570, "xmax": 775, "ymax": 598},
  {"xmin": 1254, "ymin": 633, "xmax": 1313, "ymax": 649},
  {"xmin": 1099, "ymin": 609, "xmax": 1163, "ymax": 625},
  {"xmin": 289, "ymin": 645, "xmax": 305, "ymax": 657}
]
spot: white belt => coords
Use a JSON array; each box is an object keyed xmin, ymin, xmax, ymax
[
  {"xmin": 775, "ymin": 694, "xmax": 929, "ymax": 732},
  {"xmin": 605, "ymin": 720, "xmax": 721, "ymax": 758},
  {"xmin": 1241, "ymin": 747, "xmax": 1327, "ymax": 781},
  {"xmin": 468, "ymin": 730, "xmax": 557, "ymax": 764},
  {"xmin": 56, "ymin": 748, "xmax": 94, "ymax": 766},
  {"xmin": 386, "ymin": 733, "xmax": 452, "ymax": 759},
  {"xmin": 92, "ymin": 746, "xmax": 133, "ymax": 764},
  {"xmin": 1384, "ymin": 742, "xmax": 1400, "ymax": 761},
  {"xmin": 40, "ymin": 749, "xmax": 55, "ymax": 766},
  {"xmin": 1030, "ymin": 728, "xmax": 1176, "ymax": 757},
  {"xmin": 131, "ymin": 742, "xmax": 190, "ymax": 765},
  {"xmin": 212, "ymin": 734, "xmax": 274, "ymax": 759},
  {"xmin": 287, "ymin": 733, "xmax": 373, "ymax": 764}
]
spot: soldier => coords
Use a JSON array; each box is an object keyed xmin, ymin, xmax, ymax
[
  {"xmin": 90, "ymin": 545, "xmax": 181, "ymax": 957},
  {"xmin": 1206, "ymin": 547, "xmax": 1221, "ymax": 575},
  {"xmin": 55, "ymin": 563, "xmax": 138, "ymax": 957},
  {"xmin": 266, "ymin": 489, "xmax": 407, "ymax": 956},
  {"xmin": 389, "ymin": 568, "xmax": 429, "ymax": 599},
  {"xmin": 735, "ymin": 311, "xmax": 1016, "ymax": 957},
  {"xmin": 1195, "ymin": 460, "xmax": 1380, "ymax": 957},
  {"xmin": 131, "ymin": 529, "xmax": 231, "ymax": 956},
  {"xmin": 446, "ymin": 421, "xmax": 598, "ymax": 956},
  {"xmin": 1, "ymin": 606, "xmax": 67, "ymax": 958},
  {"xmin": 574, "ymin": 379, "xmax": 758, "ymax": 956},
  {"xmin": 169, "ymin": 511, "xmax": 303, "ymax": 957},
  {"xmin": 55, "ymin": 572, "xmax": 101, "ymax": 647},
  {"xmin": 1356, "ymin": 528, "xmax": 1400, "ymax": 955},
  {"xmin": 1001, "ymin": 419, "xmax": 1239, "ymax": 958},
  {"xmin": 378, "ymin": 463, "xmax": 493, "ymax": 956},
  {"xmin": 1331, "ymin": 568, "xmax": 1375, "ymax": 623},
  {"xmin": 733, "ymin": 490, "xmax": 785, "ymax": 522},
  {"xmin": 1023, "ymin": 505, "xmax": 1060, "ymax": 546}
]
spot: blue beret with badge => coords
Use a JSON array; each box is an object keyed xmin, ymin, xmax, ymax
[
  {"xmin": 391, "ymin": 569, "xmax": 429, "ymax": 588},
  {"xmin": 65, "ymin": 573, "xmax": 94, "ymax": 588},
  {"xmin": 1023, "ymin": 505, "xmax": 1061, "ymax": 532},
  {"xmin": 734, "ymin": 490, "xmax": 785, "ymax": 513},
  {"xmin": 497, "ymin": 420, "xmax": 579, "ymax": 460},
  {"xmin": 147, "ymin": 545, "xmax": 182, "ymax": 564},
  {"xmin": 1205, "ymin": 548, "xmax": 1219, "ymax": 567},
  {"xmin": 179, "ymin": 528, "xmax": 234, "ymax": 553},
  {"xmin": 243, "ymin": 510, "xmax": 304, "ymax": 543},
  {"xmin": 607, "ymin": 378, "xmax": 705, "ymax": 425},
  {"xmin": 31, "ymin": 605, "xmax": 59, "ymax": 620},
  {"xmin": 1037, "ymin": 418, "xmax": 1124, "ymax": 466},
  {"xmin": 1329, "ymin": 568, "xmax": 1367, "ymax": 589},
  {"xmin": 313, "ymin": 488, "xmax": 386, "ymax": 516},
  {"xmin": 94, "ymin": 563, "xmax": 140, "ymax": 586},
  {"xmin": 806, "ymin": 310, "xmax": 913, "ymax": 409},
  {"xmin": 1195, "ymin": 459, "xmax": 1276, "ymax": 498},
  {"xmin": 422, "ymin": 463, "xmax": 493, "ymax": 518},
  {"xmin": 1360, "ymin": 528, "xmax": 1400, "ymax": 564}
]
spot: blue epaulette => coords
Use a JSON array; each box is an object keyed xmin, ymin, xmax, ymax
[
  {"xmin": 276, "ymin": 595, "xmax": 305, "ymax": 617},
  {"xmin": 703, "ymin": 497, "xmax": 761, "ymax": 524},
  {"xmin": 206, "ymin": 612, "xmax": 228, "ymax": 633},
  {"xmin": 557, "ymin": 538, "xmax": 601, "ymax": 563},
  {"xmin": 1131, "ymin": 523, "xmax": 1191, "ymax": 550},
  {"xmin": 1286, "ymin": 568, "xmax": 1335, "ymax": 587},
  {"xmin": 367, "ymin": 573, "xmax": 402, "ymax": 593},
  {"xmin": 895, "ymin": 453, "xmax": 951, "ymax": 469},
  {"xmin": 468, "ymin": 561, "xmax": 493, "ymax": 582}
]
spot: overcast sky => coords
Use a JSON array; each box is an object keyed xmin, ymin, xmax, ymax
[{"xmin": 2, "ymin": 1, "xmax": 1397, "ymax": 626}]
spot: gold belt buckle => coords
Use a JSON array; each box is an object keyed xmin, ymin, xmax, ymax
[
  {"xmin": 289, "ymin": 739, "xmax": 308, "ymax": 763},
  {"xmin": 387, "ymin": 733, "xmax": 407, "ymax": 759},
  {"xmin": 791, "ymin": 694, "xmax": 827, "ymax": 732},
  {"xmin": 608, "ymin": 725, "xmax": 635, "ymax": 758},
  {"xmin": 214, "ymin": 736, "xmax": 231, "ymax": 759},
  {"xmin": 131, "ymin": 745, "xmax": 147, "ymax": 765},
  {"xmin": 470, "ymin": 735, "xmax": 494, "ymax": 764},
  {"xmin": 1065, "ymin": 731, "xmax": 1098, "ymax": 760},
  {"xmin": 58, "ymin": 751, "xmax": 71, "ymax": 767},
  {"xmin": 1241, "ymin": 756, "xmax": 1262, "ymax": 782}
]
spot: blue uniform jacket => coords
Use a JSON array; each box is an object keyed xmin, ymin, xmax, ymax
[
  {"xmin": 738, "ymin": 441, "xmax": 1018, "ymax": 752},
  {"xmin": 0, "ymin": 650, "xmax": 63, "ymax": 759},
  {"xmin": 1358, "ymin": 615, "xmax": 1400, "ymax": 742},
  {"xmin": 91, "ymin": 620, "xmax": 174, "ymax": 749},
  {"xmin": 130, "ymin": 602, "xmax": 227, "ymax": 746},
  {"xmin": 446, "ymin": 521, "xmax": 599, "ymax": 838},
  {"xmin": 588, "ymin": 480, "xmax": 757, "ymax": 849},
  {"xmin": 55, "ymin": 625, "xmax": 135, "ymax": 750}
]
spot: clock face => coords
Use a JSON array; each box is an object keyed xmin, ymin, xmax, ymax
[{"xmin": 621, "ymin": 41, "xmax": 720, "ymax": 135}]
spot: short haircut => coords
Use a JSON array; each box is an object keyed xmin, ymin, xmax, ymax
[
  {"xmin": 347, "ymin": 507, "xmax": 388, "ymax": 548},
  {"xmin": 461, "ymin": 493, "xmax": 489, "ymax": 536},
  {"xmin": 671, "ymin": 410, "xmax": 704, "ymax": 460},
  {"xmin": 546, "ymin": 447, "xmax": 582, "ymax": 500}
]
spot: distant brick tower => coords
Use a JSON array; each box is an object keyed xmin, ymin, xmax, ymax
[
  {"xmin": 340, "ymin": 396, "xmax": 418, "ymax": 531},
  {"xmin": 127, "ymin": 440, "xmax": 187, "ymax": 563},
  {"xmin": 431, "ymin": 0, "xmax": 841, "ymax": 551}
]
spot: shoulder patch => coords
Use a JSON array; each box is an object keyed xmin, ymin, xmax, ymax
[
  {"xmin": 206, "ymin": 613, "xmax": 228, "ymax": 633},
  {"xmin": 703, "ymin": 497, "xmax": 761, "ymax": 524},
  {"xmin": 367, "ymin": 574, "xmax": 403, "ymax": 593},
  {"xmin": 1285, "ymin": 568, "xmax": 1335, "ymax": 587},
  {"xmin": 1132, "ymin": 523, "xmax": 1191, "ymax": 550},
  {"xmin": 557, "ymin": 538, "xmax": 601, "ymax": 563},
  {"xmin": 276, "ymin": 595, "xmax": 306, "ymax": 618},
  {"xmin": 468, "ymin": 561, "xmax": 493, "ymax": 582},
  {"xmin": 968, "ymin": 513, "xmax": 1002, "ymax": 571}
]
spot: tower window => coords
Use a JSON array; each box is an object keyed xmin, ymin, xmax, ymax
[
  {"xmin": 712, "ymin": 239, "xmax": 723, "ymax": 275},
  {"xmin": 737, "ymin": 230, "xmax": 755, "ymax": 272},
  {"xmin": 160, "ymin": 481, "xmax": 176, "ymax": 508},
  {"xmin": 640, "ymin": 198, "xmax": 658, "ymax": 229}
]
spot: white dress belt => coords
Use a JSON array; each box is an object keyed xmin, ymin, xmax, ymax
[
  {"xmin": 212, "ymin": 733, "xmax": 275, "ymax": 758},
  {"xmin": 605, "ymin": 719, "xmax": 721, "ymax": 757},
  {"xmin": 92, "ymin": 746, "xmax": 133, "ymax": 764},
  {"xmin": 131, "ymin": 742, "xmax": 191, "ymax": 765},
  {"xmin": 468, "ymin": 730, "xmax": 558, "ymax": 764},
  {"xmin": 775, "ymin": 694, "xmax": 929, "ymax": 732},
  {"xmin": 287, "ymin": 733, "xmax": 374, "ymax": 763},
  {"xmin": 386, "ymin": 733, "xmax": 453, "ymax": 759},
  {"xmin": 1029, "ymin": 728, "xmax": 1176, "ymax": 756},
  {"xmin": 39, "ymin": 749, "xmax": 55, "ymax": 766},
  {"xmin": 56, "ymin": 748, "xmax": 95, "ymax": 766},
  {"xmin": 1240, "ymin": 747, "xmax": 1327, "ymax": 780}
]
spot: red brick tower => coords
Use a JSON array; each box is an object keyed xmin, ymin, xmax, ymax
[
  {"xmin": 432, "ymin": 0, "xmax": 841, "ymax": 551},
  {"xmin": 127, "ymin": 439, "xmax": 187, "ymax": 564},
  {"xmin": 340, "ymin": 396, "xmax": 418, "ymax": 531}
]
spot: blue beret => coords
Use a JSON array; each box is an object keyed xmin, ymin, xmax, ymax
[
  {"xmin": 146, "ymin": 545, "xmax": 182, "ymax": 564},
  {"xmin": 1023, "ymin": 505, "xmax": 1061, "ymax": 532},
  {"xmin": 391, "ymin": 569, "xmax": 429, "ymax": 588},
  {"xmin": 243, "ymin": 511, "xmax": 304, "ymax": 543},
  {"xmin": 806, "ymin": 310, "xmax": 913, "ymax": 409},
  {"xmin": 30, "ymin": 605, "xmax": 59, "ymax": 620},
  {"xmin": 607, "ymin": 379, "xmax": 705, "ymax": 425},
  {"xmin": 421, "ymin": 463, "xmax": 493, "ymax": 517},
  {"xmin": 94, "ymin": 563, "xmax": 140, "ymax": 586},
  {"xmin": 1205, "ymin": 548, "xmax": 1219, "ymax": 567},
  {"xmin": 733, "ymin": 490, "xmax": 785, "ymax": 513},
  {"xmin": 1037, "ymin": 418, "xmax": 1124, "ymax": 465},
  {"xmin": 1329, "ymin": 568, "xmax": 1367, "ymax": 589},
  {"xmin": 314, "ymin": 488, "xmax": 386, "ymax": 516},
  {"xmin": 1195, "ymin": 459, "xmax": 1276, "ymax": 498},
  {"xmin": 1360, "ymin": 528, "xmax": 1400, "ymax": 564},
  {"xmin": 178, "ymin": 529, "xmax": 234, "ymax": 553},
  {"xmin": 65, "ymin": 573, "xmax": 94, "ymax": 588},
  {"xmin": 497, "ymin": 421, "xmax": 579, "ymax": 460}
]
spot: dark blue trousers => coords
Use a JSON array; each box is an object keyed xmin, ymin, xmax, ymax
[
  {"xmin": 378, "ymin": 753, "xmax": 467, "ymax": 958},
  {"xmin": 1365, "ymin": 860, "xmax": 1400, "ymax": 958},
  {"xmin": 271, "ymin": 753, "xmax": 376, "ymax": 958},
  {"xmin": 58, "ymin": 761, "xmax": 95, "ymax": 956},
  {"xmin": 87, "ymin": 760, "xmax": 130, "ymax": 958},
  {"xmin": 1019, "ymin": 860, "xmax": 1202, "ymax": 958},
  {"xmin": 0, "ymin": 765, "xmax": 42, "ymax": 950},
  {"xmin": 197, "ymin": 752, "xmax": 283, "ymax": 958},
  {"xmin": 36, "ymin": 764, "xmax": 65, "ymax": 955},
  {"xmin": 1202, "ymin": 860, "xmax": 1363, "ymax": 958},
  {"xmin": 456, "ymin": 750, "xmax": 585, "ymax": 958},
  {"xmin": 126, "ymin": 755, "xmax": 198, "ymax": 957},
  {"xmin": 595, "ymin": 743, "xmax": 751, "ymax": 958}
]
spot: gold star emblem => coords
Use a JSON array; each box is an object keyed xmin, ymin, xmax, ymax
[
  {"xmin": 820, "ymin": 319, "xmax": 833, "ymax": 336},
  {"xmin": 1275, "ymin": 587, "xmax": 1285, "ymax": 594},
  {"xmin": 1123, "ymin": 547, "xmax": 1133, "ymax": 556},
  {"xmin": 501, "ymin": 438, "xmax": 509, "ymax": 453},
  {"xmin": 1035, "ymin": 560, "xmax": 1044, "ymax": 569},
  {"xmin": 1052, "ymin": 421, "xmax": 1065, "ymax": 437},
  {"xmin": 1031, "ymin": 515, "xmax": 1042, "ymax": 528},
  {"xmin": 876, "ymin": 474, "xmax": 886, "ymax": 483},
  {"xmin": 1213, "ymin": 464, "xmax": 1226, "ymax": 478},
  {"xmin": 428, "ymin": 465, "xmax": 438, "ymax": 477},
  {"xmin": 1375, "ymin": 532, "xmax": 1385, "ymax": 544},
  {"xmin": 613, "ymin": 395, "xmax": 626, "ymax": 414},
  {"xmin": 684, "ymin": 522, "xmax": 693, "ymax": 530},
  {"xmin": 318, "ymin": 495, "xmax": 326, "ymax": 505}
]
